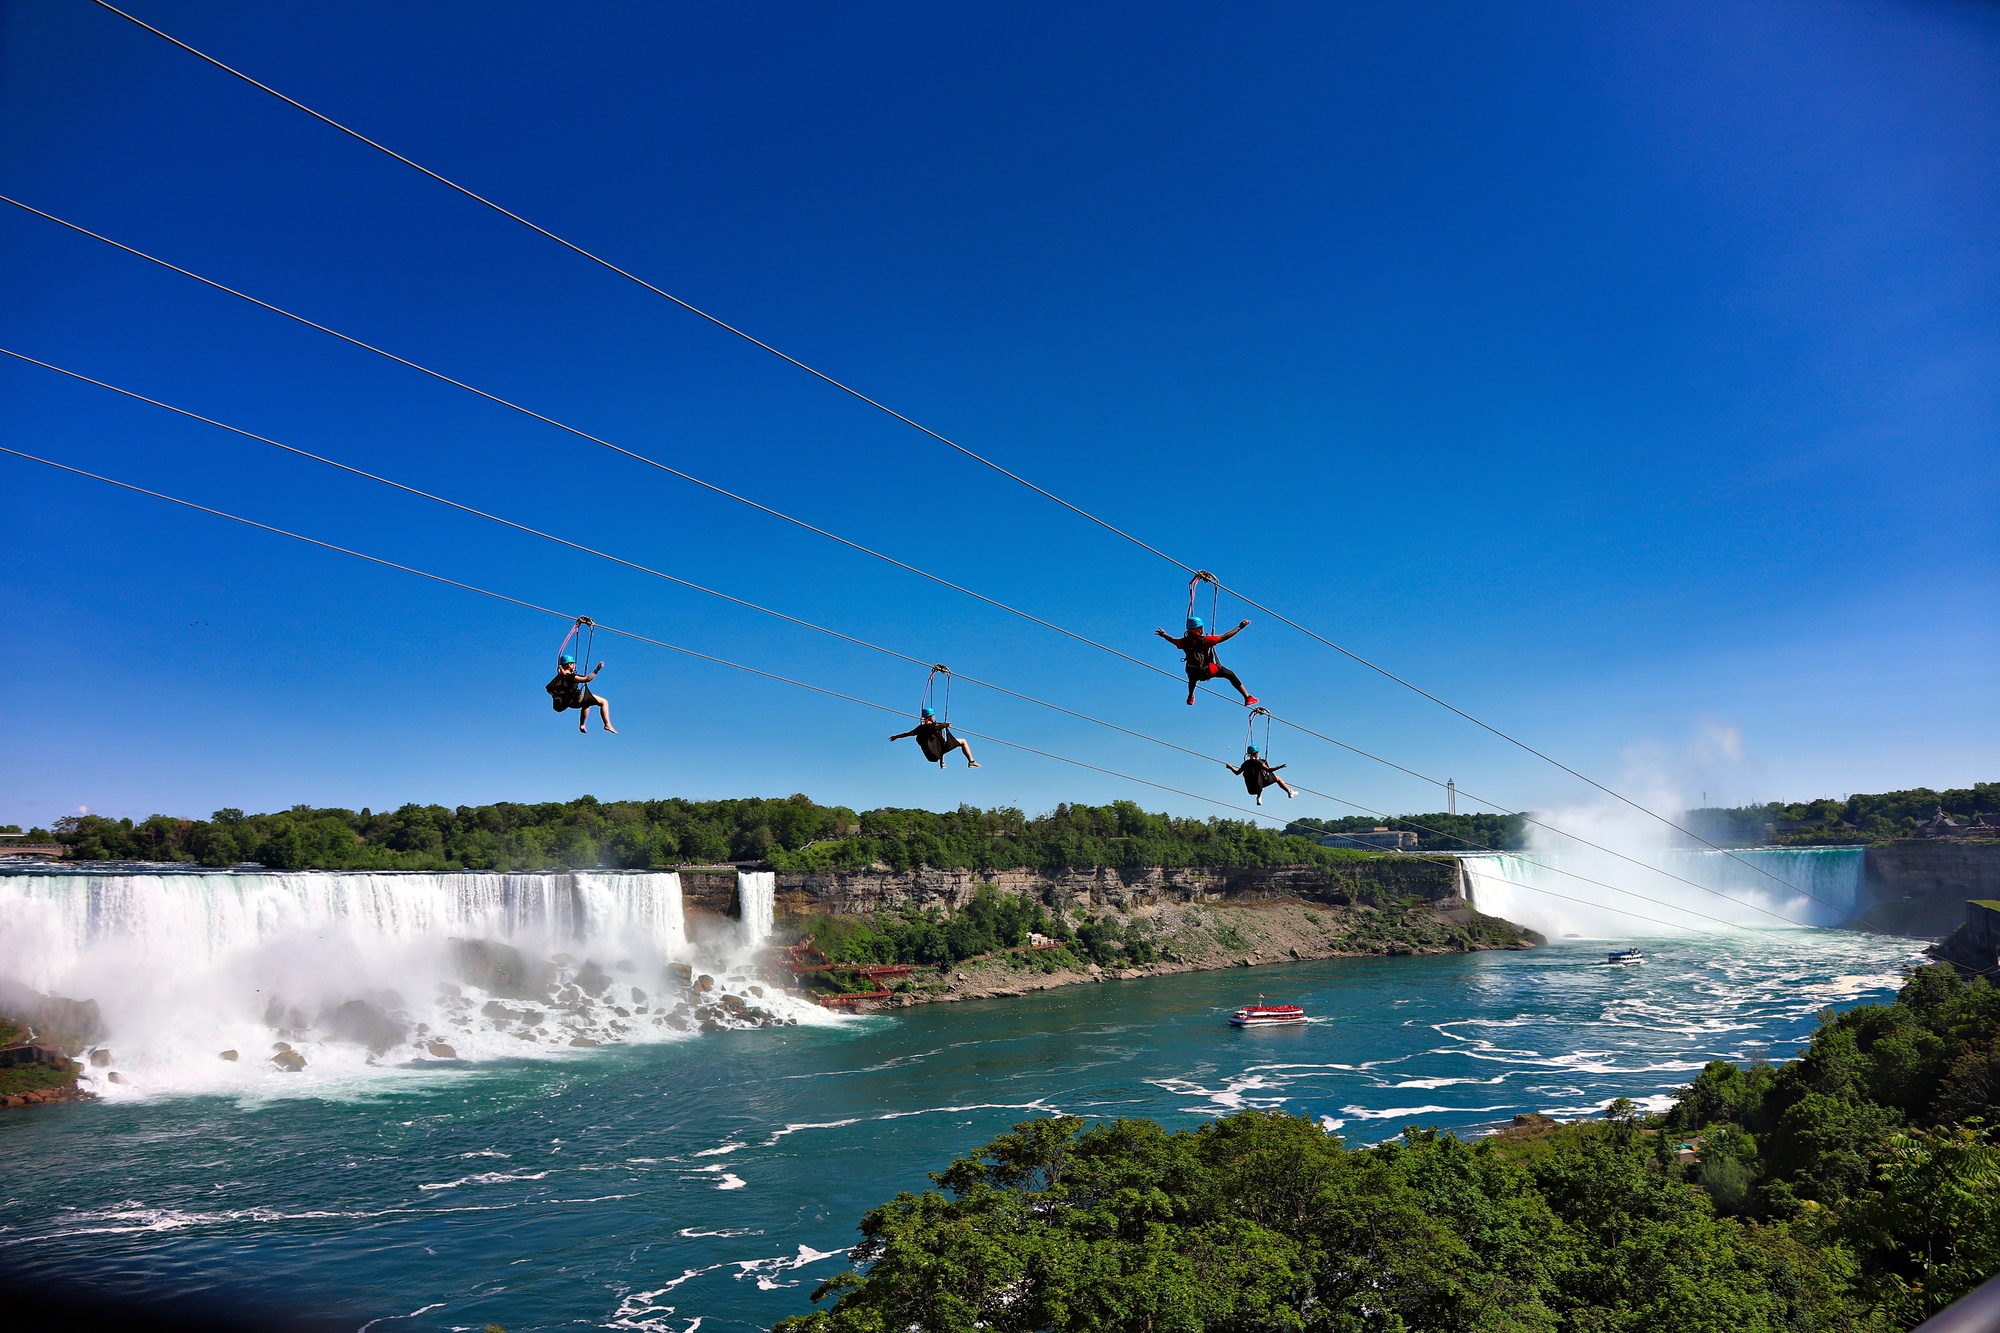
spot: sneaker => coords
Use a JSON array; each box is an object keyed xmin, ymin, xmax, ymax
[{"xmin": 1243, "ymin": 695, "xmax": 1259, "ymax": 707}]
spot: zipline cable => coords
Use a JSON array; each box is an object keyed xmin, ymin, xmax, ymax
[
  {"xmin": 81, "ymin": 2, "xmax": 1820, "ymax": 900},
  {"xmin": 0, "ymin": 194, "xmax": 1178, "ymax": 685},
  {"xmin": 0, "ymin": 343, "xmax": 1822, "ymax": 934},
  {"xmin": 0, "ymin": 441, "xmax": 1721, "ymax": 938}
]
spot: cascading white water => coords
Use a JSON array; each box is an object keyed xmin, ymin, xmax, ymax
[
  {"xmin": 736, "ymin": 870, "xmax": 775, "ymax": 948},
  {"xmin": 0, "ymin": 867, "xmax": 828, "ymax": 1099},
  {"xmin": 1461, "ymin": 846, "xmax": 1867, "ymax": 939}
]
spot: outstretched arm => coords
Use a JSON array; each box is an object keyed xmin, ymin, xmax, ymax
[
  {"xmin": 1154, "ymin": 628, "xmax": 1179, "ymax": 643},
  {"xmin": 1214, "ymin": 619, "xmax": 1251, "ymax": 644},
  {"xmin": 1225, "ymin": 762, "xmax": 1243, "ymax": 775},
  {"xmin": 888, "ymin": 727, "xmax": 919, "ymax": 741},
  {"xmin": 579, "ymin": 663, "xmax": 604, "ymax": 682}
]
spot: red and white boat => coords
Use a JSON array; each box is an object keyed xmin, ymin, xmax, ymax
[{"xmin": 1228, "ymin": 1001, "xmax": 1306, "ymax": 1027}]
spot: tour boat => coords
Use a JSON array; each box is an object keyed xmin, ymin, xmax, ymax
[
  {"xmin": 1606, "ymin": 947, "xmax": 1644, "ymax": 964},
  {"xmin": 1229, "ymin": 1001, "xmax": 1307, "ymax": 1027}
]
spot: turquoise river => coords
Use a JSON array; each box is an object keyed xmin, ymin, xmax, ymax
[{"xmin": 0, "ymin": 928, "xmax": 1925, "ymax": 1332}]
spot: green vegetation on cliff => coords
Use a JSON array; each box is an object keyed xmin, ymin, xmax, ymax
[
  {"xmin": 49, "ymin": 797, "xmax": 1387, "ymax": 874},
  {"xmin": 1690, "ymin": 781, "xmax": 1998, "ymax": 846},
  {"xmin": 778, "ymin": 964, "xmax": 2000, "ymax": 1332}
]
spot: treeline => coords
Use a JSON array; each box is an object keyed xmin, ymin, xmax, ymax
[
  {"xmin": 1284, "ymin": 810, "xmax": 1526, "ymax": 851},
  {"xmin": 779, "ymin": 964, "xmax": 2000, "ymax": 1332},
  {"xmin": 1690, "ymin": 781, "xmax": 1997, "ymax": 846},
  {"xmin": 45, "ymin": 796, "xmax": 1384, "ymax": 873}
]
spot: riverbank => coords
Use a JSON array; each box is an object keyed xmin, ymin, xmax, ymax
[{"xmin": 790, "ymin": 893, "xmax": 1535, "ymax": 1010}]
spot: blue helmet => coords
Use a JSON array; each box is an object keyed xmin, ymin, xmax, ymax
[
  {"xmin": 921, "ymin": 706, "xmax": 936, "ymax": 718},
  {"xmin": 1187, "ymin": 616, "xmax": 1204, "ymax": 632},
  {"xmin": 559, "ymin": 654, "xmax": 576, "ymax": 666},
  {"xmin": 1247, "ymin": 745, "xmax": 1260, "ymax": 755}
]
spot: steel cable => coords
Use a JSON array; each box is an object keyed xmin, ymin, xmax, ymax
[
  {"xmin": 80, "ymin": 1, "xmax": 1826, "ymax": 901},
  {"xmin": 2, "ymin": 340, "xmax": 1819, "ymax": 932}
]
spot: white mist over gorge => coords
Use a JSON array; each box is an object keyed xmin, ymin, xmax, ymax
[
  {"xmin": 1459, "ymin": 797, "xmax": 1866, "ymax": 940},
  {"xmin": 0, "ymin": 868, "xmax": 839, "ymax": 1100}
]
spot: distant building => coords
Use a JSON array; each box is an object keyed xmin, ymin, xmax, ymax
[
  {"xmin": 1919, "ymin": 806, "xmax": 1967, "ymax": 838},
  {"xmin": 1320, "ymin": 827, "xmax": 1419, "ymax": 852}
]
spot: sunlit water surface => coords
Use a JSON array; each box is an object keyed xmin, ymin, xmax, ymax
[{"xmin": 0, "ymin": 933, "xmax": 1924, "ymax": 1332}]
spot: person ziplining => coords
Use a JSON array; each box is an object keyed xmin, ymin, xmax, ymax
[
  {"xmin": 1228, "ymin": 747, "xmax": 1294, "ymax": 805},
  {"xmin": 1157, "ymin": 616, "xmax": 1257, "ymax": 706},
  {"xmin": 890, "ymin": 707, "xmax": 979, "ymax": 768},
  {"xmin": 546, "ymin": 617, "xmax": 615, "ymax": 733},
  {"xmin": 1158, "ymin": 570, "xmax": 1257, "ymax": 707},
  {"xmin": 1227, "ymin": 709, "xmax": 1292, "ymax": 804},
  {"xmin": 890, "ymin": 666, "xmax": 978, "ymax": 768}
]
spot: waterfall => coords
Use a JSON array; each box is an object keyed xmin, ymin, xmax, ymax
[
  {"xmin": 1460, "ymin": 846, "xmax": 1867, "ymax": 939},
  {"xmin": 736, "ymin": 870, "xmax": 775, "ymax": 948},
  {"xmin": 0, "ymin": 867, "xmax": 825, "ymax": 1098}
]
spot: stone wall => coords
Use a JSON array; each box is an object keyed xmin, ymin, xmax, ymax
[
  {"xmin": 1861, "ymin": 841, "xmax": 2000, "ymax": 935},
  {"xmin": 678, "ymin": 859, "xmax": 1464, "ymax": 926}
]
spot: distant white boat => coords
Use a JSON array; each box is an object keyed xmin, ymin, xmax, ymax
[{"xmin": 1606, "ymin": 947, "xmax": 1644, "ymax": 964}]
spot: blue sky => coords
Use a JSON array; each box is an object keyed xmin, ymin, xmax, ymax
[{"xmin": 2, "ymin": 0, "xmax": 1994, "ymax": 831}]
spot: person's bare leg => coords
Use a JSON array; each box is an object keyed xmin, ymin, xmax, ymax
[
  {"xmin": 594, "ymin": 696, "xmax": 616, "ymax": 734},
  {"xmin": 953, "ymin": 738, "xmax": 980, "ymax": 768},
  {"xmin": 1275, "ymin": 776, "xmax": 1296, "ymax": 798}
]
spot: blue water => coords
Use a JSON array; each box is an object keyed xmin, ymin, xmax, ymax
[{"xmin": 0, "ymin": 932, "xmax": 1923, "ymax": 1332}]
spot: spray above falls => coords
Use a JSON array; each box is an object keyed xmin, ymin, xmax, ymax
[{"xmin": 0, "ymin": 867, "xmax": 834, "ymax": 1099}]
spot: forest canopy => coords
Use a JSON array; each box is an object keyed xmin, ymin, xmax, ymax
[
  {"xmin": 47, "ymin": 796, "xmax": 1380, "ymax": 874},
  {"xmin": 778, "ymin": 963, "xmax": 2000, "ymax": 1333}
]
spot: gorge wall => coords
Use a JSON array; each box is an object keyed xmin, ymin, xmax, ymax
[
  {"xmin": 677, "ymin": 858, "xmax": 1466, "ymax": 928},
  {"xmin": 1861, "ymin": 841, "xmax": 2000, "ymax": 935}
]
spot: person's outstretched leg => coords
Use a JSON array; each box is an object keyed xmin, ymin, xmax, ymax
[
  {"xmin": 953, "ymin": 738, "xmax": 980, "ymax": 768},
  {"xmin": 1275, "ymin": 776, "xmax": 1296, "ymax": 798},
  {"xmin": 1215, "ymin": 666, "xmax": 1255, "ymax": 705},
  {"xmin": 1185, "ymin": 673, "xmax": 1199, "ymax": 706},
  {"xmin": 593, "ymin": 695, "xmax": 616, "ymax": 734}
]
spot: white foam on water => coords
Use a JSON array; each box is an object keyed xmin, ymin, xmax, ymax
[{"xmin": 0, "ymin": 867, "xmax": 833, "ymax": 1100}]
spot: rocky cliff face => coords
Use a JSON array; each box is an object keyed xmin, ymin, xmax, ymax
[
  {"xmin": 679, "ymin": 859, "xmax": 1465, "ymax": 926},
  {"xmin": 1863, "ymin": 842, "xmax": 2000, "ymax": 935}
]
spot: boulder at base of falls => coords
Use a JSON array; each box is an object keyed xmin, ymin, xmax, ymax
[
  {"xmin": 575, "ymin": 960, "xmax": 613, "ymax": 998},
  {"xmin": 569, "ymin": 1036, "xmax": 601, "ymax": 1047},
  {"xmin": 719, "ymin": 994, "xmax": 749, "ymax": 1016},
  {"xmin": 694, "ymin": 975, "xmax": 716, "ymax": 993},
  {"xmin": 318, "ymin": 998, "xmax": 410, "ymax": 1055},
  {"xmin": 670, "ymin": 962, "xmax": 694, "ymax": 984},
  {"xmin": 0, "ymin": 980, "xmax": 106, "ymax": 1056},
  {"xmin": 450, "ymin": 938, "xmax": 554, "ymax": 1000},
  {"xmin": 88, "ymin": 1048, "xmax": 110, "ymax": 1067},
  {"xmin": 271, "ymin": 1050, "xmax": 306, "ymax": 1072},
  {"xmin": 426, "ymin": 1040, "xmax": 457, "ymax": 1059},
  {"xmin": 219, "ymin": 1049, "xmax": 239, "ymax": 1061},
  {"xmin": 106, "ymin": 1071, "xmax": 127, "ymax": 1084}
]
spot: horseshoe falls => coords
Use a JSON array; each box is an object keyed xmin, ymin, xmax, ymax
[
  {"xmin": 1461, "ymin": 846, "xmax": 1867, "ymax": 938},
  {"xmin": 0, "ymin": 868, "xmax": 828, "ymax": 1099}
]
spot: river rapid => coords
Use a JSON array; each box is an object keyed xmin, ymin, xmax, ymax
[{"xmin": 0, "ymin": 930, "xmax": 1924, "ymax": 1332}]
